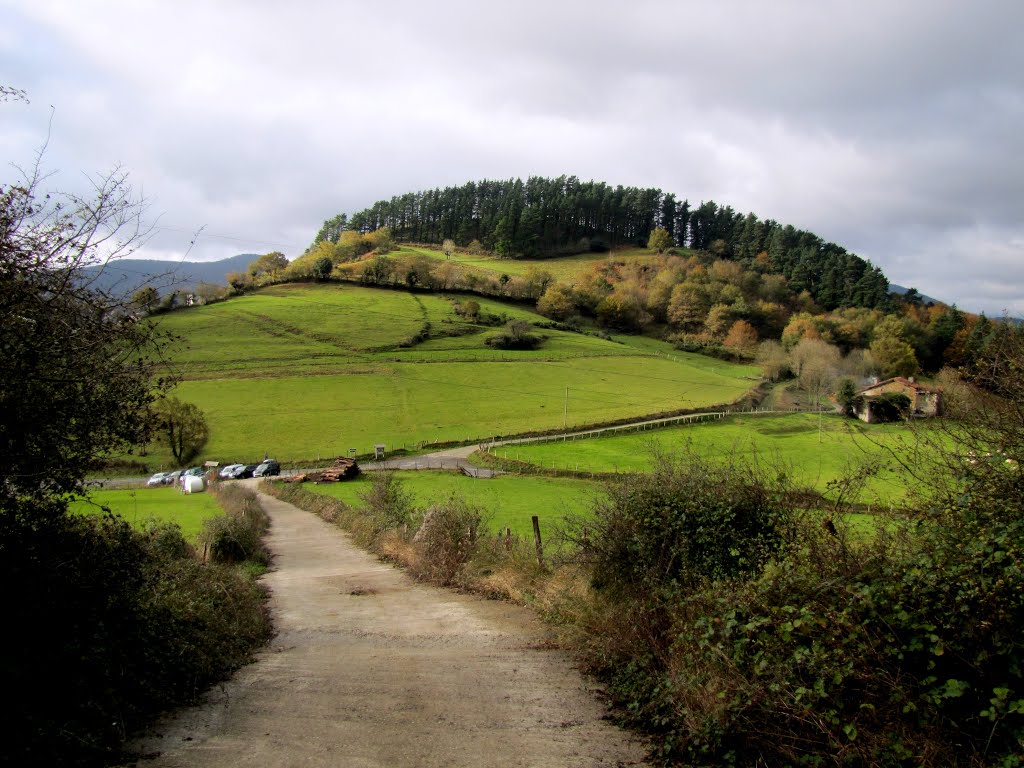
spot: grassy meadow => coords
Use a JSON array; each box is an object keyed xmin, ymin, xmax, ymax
[
  {"xmin": 487, "ymin": 412, "xmax": 929, "ymax": 506},
  {"xmin": 70, "ymin": 486, "xmax": 223, "ymax": 540},
  {"xmin": 307, "ymin": 471, "xmax": 599, "ymax": 539},
  {"xmin": 394, "ymin": 244, "xmax": 668, "ymax": 283},
  {"xmin": 148, "ymin": 282, "xmax": 759, "ymax": 467},
  {"xmin": 304, "ymin": 469, "xmax": 883, "ymax": 540}
]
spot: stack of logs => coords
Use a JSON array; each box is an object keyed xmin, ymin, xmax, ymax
[
  {"xmin": 318, "ymin": 456, "xmax": 360, "ymax": 482},
  {"xmin": 280, "ymin": 456, "xmax": 360, "ymax": 484}
]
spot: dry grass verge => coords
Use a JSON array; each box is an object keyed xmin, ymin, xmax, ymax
[{"xmin": 260, "ymin": 480, "xmax": 550, "ymax": 603}]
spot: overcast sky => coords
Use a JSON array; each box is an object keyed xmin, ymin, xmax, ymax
[{"xmin": 3, "ymin": 0, "xmax": 1022, "ymax": 315}]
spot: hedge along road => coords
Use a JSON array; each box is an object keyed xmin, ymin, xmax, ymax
[{"xmin": 124, "ymin": 484, "xmax": 648, "ymax": 767}]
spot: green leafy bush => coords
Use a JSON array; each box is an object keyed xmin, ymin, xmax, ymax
[
  {"xmin": 485, "ymin": 319, "xmax": 544, "ymax": 350},
  {"xmin": 203, "ymin": 483, "xmax": 271, "ymax": 565},
  {"xmin": 359, "ymin": 471, "xmax": 417, "ymax": 533},
  {"xmin": 1, "ymin": 503, "xmax": 271, "ymax": 767},
  {"xmin": 653, "ymin": 489, "xmax": 1024, "ymax": 766},
  {"xmin": 578, "ymin": 450, "xmax": 790, "ymax": 600},
  {"xmin": 575, "ymin": 401, "xmax": 1024, "ymax": 765}
]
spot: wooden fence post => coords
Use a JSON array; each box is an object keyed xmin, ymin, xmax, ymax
[{"xmin": 531, "ymin": 515, "xmax": 544, "ymax": 569}]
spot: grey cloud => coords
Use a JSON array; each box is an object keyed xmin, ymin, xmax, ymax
[{"xmin": 1, "ymin": 0, "xmax": 1022, "ymax": 316}]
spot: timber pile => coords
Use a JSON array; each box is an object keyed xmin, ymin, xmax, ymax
[{"xmin": 317, "ymin": 456, "xmax": 361, "ymax": 482}]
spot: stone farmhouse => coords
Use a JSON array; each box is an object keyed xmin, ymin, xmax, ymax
[{"xmin": 854, "ymin": 376, "xmax": 942, "ymax": 423}]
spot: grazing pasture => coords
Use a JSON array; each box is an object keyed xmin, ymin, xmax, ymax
[
  {"xmin": 306, "ymin": 471, "xmax": 598, "ymax": 539},
  {"xmin": 394, "ymin": 245, "xmax": 671, "ymax": 283},
  {"xmin": 149, "ymin": 283, "xmax": 759, "ymax": 466},
  {"xmin": 488, "ymin": 412, "xmax": 930, "ymax": 505},
  {"xmin": 70, "ymin": 486, "xmax": 223, "ymax": 540}
]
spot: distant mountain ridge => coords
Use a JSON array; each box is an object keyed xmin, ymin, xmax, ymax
[
  {"xmin": 80, "ymin": 254, "xmax": 257, "ymax": 296},
  {"xmin": 887, "ymin": 283, "xmax": 942, "ymax": 305}
]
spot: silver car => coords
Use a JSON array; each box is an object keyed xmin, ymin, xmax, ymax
[{"xmin": 146, "ymin": 471, "xmax": 170, "ymax": 487}]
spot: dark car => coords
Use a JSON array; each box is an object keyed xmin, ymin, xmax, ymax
[
  {"xmin": 253, "ymin": 459, "xmax": 281, "ymax": 478},
  {"xmin": 162, "ymin": 469, "xmax": 183, "ymax": 485},
  {"xmin": 232, "ymin": 464, "xmax": 257, "ymax": 479}
]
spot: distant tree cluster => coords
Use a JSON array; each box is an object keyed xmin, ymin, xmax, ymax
[
  {"xmin": 283, "ymin": 228, "xmax": 394, "ymax": 282},
  {"xmin": 314, "ymin": 175, "xmax": 890, "ymax": 311},
  {"xmin": 291, "ymin": 220, "xmax": 995, "ymax": 382}
]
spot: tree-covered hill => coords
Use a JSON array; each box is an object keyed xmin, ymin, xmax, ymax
[{"xmin": 314, "ymin": 176, "xmax": 890, "ymax": 311}]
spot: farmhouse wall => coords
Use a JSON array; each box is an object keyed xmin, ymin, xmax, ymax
[{"xmin": 856, "ymin": 377, "xmax": 942, "ymax": 421}]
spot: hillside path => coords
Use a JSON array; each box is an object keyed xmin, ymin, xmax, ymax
[{"xmin": 125, "ymin": 488, "xmax": 648, "ymax": 767}]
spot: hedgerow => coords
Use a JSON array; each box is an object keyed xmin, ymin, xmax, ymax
[
  {"xmin": 565, "ymin": 404, "xmax": 1024, "ymax": 764},
  {"xmin": 1, "ymin": 492, "xmax": 273, "ymax": 767}
]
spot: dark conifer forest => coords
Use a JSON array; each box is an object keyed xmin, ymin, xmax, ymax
[{"xmin": 315, "ymin": 176, "xmax": 890, "ymax": 311}]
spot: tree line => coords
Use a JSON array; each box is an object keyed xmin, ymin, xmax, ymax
[
  {"xmin": 244, "ymin": 232, "xmax": 996, "ymax": 381},
  {"xmin": 313, "ymin": 176, "xmax": 890, "ymax": 311},
  {"xmin": 3, "ymin": 90, "xmax": 268, "ymax": 765}
]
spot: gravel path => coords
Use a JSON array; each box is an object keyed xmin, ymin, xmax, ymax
[{"xmin": 125, "ymin": 489, "xmax": 648, "ymax": 767}]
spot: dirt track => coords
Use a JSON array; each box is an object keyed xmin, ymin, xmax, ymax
[{"xmin": 126, "ymin": 489, "xmax": 648, "ymax": 767}]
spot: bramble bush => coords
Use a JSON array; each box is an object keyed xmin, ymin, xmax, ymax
[
  {"xmin": 573, "ymin": 449, "xmax": 792, "ymax": 601},
  {"xmin": 651, "ymin": 507, "xmax": 1024, "ymax": 765},
  {"xmin": 570, "ymin": 352, "xmax": 1024, "ymax": 765},
  {"xmin": 203, "ymin": 482, "xmax": 271, "ymax": 565}
]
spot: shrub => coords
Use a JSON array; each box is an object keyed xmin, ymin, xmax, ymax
[
  {"xmin": 359, "ymin": 471, "xmax": 417, "ymax": 534},
  {"xmin": 203, "ymin": 483, "xmax": 271, "ymax": 565},
  {"xmin": 135, "ymin": 554, "xmax": 272, "ymax": 717},
  {"xmin": 576, "ymin": 449, "xmax": 791, "ymax": 601},
  {"xmin": 454, "ymin": 299, "xmax": 481, "ymax": 320},
  {"xmin": 485, "ymin": 319, "xmax": 543, "ymax": 350},
  {"xmin": 652, "ymin": 497, "xmax": 1024, "ymax": 766},
  {"xmin": 1, "ymin": 502, "xmax": 271, "ymax": 767},
  {"xmin": 572, "ymin": 384, "xmax": 1024, "ymax": 766},
  {"xmin": 411, "ymin": 496, "xmax": 485, "ymax": 585},
  {"xmin": 140, "ymin": 518, "xmax": 196, "ymax": 560}
]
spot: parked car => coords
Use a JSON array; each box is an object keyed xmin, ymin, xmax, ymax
[
  {"xmin": 218, "ymin": 463, "xmax": 244, "ymax": 479},
  {"xmin": 253, "ymin": 459, "xmax": 281, "ymax": 478},
  {"xmin": 146, "ymin": 471, "xmax": 170, "ymax": 487},
  {"xmin": 233, "ymin": 464, "xmax": 258, "ymax": 479},
  {"xmin": 184, "ymin": 466, "xmax": 206, "ymax": 477},
  {"xmin": 162, "ymin": 469, "xmax": 183, "ymax": 485}
]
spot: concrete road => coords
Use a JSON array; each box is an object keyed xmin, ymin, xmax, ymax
[{"xmin": 124, "ymin": 488, "xmax": 648, "ymax": 767}]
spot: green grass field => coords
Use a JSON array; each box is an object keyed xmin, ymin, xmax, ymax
[
  {"xmin": 488, "ymin": 412, "xmax": 929, "ymax": 505},
  {"xmin": 305, "ymin": 471, "xmax": 600, "ymax": 539},
  {"xmin": 395, "ymin": 245, "xmax": 672, "ymax": 283},
  {"xmin": 70, "ymin": 486, "xmax": 223, "ymax": 540},
  {"xmin": 146, "ymin": 283, "xmax": 759, "ymax": 467},
  {"xmin": 302, "ymin": 468, "xmax": 886, "ymax": 542}
]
